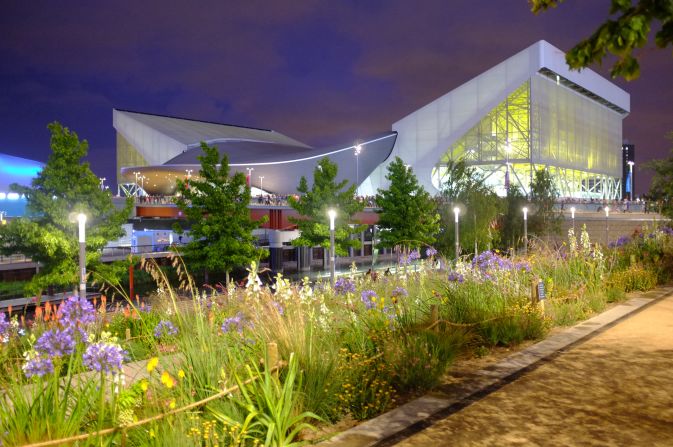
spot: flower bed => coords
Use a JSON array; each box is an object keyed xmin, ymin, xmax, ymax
[{"xmin": 0, "ymin": 225, "xmax": 671, "ymax": 445}]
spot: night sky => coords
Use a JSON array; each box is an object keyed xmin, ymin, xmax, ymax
[{"xmin": 1, "ymin": 0, "xmax": 671, "ymax": 195}]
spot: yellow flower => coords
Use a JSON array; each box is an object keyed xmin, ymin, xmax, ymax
[
  {"xmin": 178, "ymin": 369, "xmax": 185, "ymax": 379},
  {"xmin": 169, "ymin": 398, "xmax": 176, "ymax": 409},
  {"xmin": 161, "ymin": 371, "xmax": 175, "ymax": 389},
  {"xmin": 146, "ymin": 357, "xmax": 159, "ymax": 373},
  {"xmin": 149, "ymin": 428, "xmax": 155, "ymax": 438},
  {"xmin": 140, "ymin": 380, "xmax": 149, "ymax": 392}
]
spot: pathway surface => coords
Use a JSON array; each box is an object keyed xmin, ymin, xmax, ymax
[{"xmin": 392, "ymin": 293, "xmax": 673, "ymax": 446}]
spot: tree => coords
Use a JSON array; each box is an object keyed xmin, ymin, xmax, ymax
[
  {"xmin": 0, "ymin": 122, "xmax": 132, "ymax": 295},
  {"xmin": 173, "ymin": 142, "xmax": 266, "ymax": 283},
  {"xmin": 529, "ymin": 168, "xmax": 562, "ymax": 237},
  {"xmin": 435, "ymin": 160, "xmax": 501, "ymax": 255},
  {"xmin": 644, "ymin": 132, "xmax": 673, "ymax": 218},
  {"xmin": 531, "ymin": 0, "xmax": 673, "ymax": 80},
  {"xmin": 375, "ymin": 157, "xmax": 440, "ymax": 251},
  {"xmin": 499, "ymin": 186, "xmax": 527, "ymax": 251},
  {"xmin": 288, "ymin": 157, "xmax": 365, "ymax": 256}
]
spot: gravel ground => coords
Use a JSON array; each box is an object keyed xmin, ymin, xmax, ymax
[{"xmin": 392, "ymin": 294, "xmax": 673, "ymax": 447}]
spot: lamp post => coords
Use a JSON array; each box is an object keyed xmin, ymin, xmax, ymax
[
  {"xmin": 604, "ymin": 206, "xmax": 610, "ymax": 247},
  {"xmin": 328, "ymin": 209, "xmax": 337, "ymax": 286},
  {"xmin": 99, "ymin": 177, "xmax": 106, "ymax": 190},
  {"xmin": 627, "ymin": 160, "xmax": 634, "ymax": 201},
  {"xmin": 453, "ymin": 206, "xmax": 461, "ymax": 260},
  {"xmin": 522, "ymin": 207, "xmax": 528, "ymax": 255},
  {"xmin": 570, "ymin": 206, "xmax": 576, "ymax": 232},
  {"xmin": 133, "ymin": 171, "xmax": 140, "ymax": 186},
  {"xmin": 259, "ymin": 176, "xmax": 265, "ymax": 193},
  {"xmin": 354, "ymin": 144, "xmax": 362, "ymax": 194},
  {"xmin": 246, "ymin": 168, "xmax": 254, "ymax": 187},
  {"xmin": 77, "ymin": 213, "xmax": 87, "ymax": 299}
]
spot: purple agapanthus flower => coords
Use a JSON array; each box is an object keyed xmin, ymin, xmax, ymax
[
  {"xmin": 609, "ymin": 235, "xmax": 631, "ymax": 248},
  {"xmin": 83, "ymin": 342, "xmax": 126, "ymax": 374},
  {"xmin": 447, "ymin": 271, "xmax": 465, "ymax": 283},
  {"xmin": 34, "ymin": 328, "xmax": 76, "ymax": 358},
  {"xmin": 425, "ymin": 247, "xmax": 438, "ymax": 257},
  {"xmin": 58, "ymin": 296, "xmax": 96, "ymax": 336},
  {"xmin": 23, "ymin": 355, "xmax": 54, "ymax": 378},
  {"xmin": 153, "ymin": 320, "xmax": 178, "ymax": 339},
  {"xmin": 0, "ymin": 313, "xmax": 9, "ymax": 342},
  {"xmin": 662, "ymin": 226, "xmax": 673, "ymax": 236},
  {"xmin": 391, "ymin": 286, "xmax": 408, "ymax": 299},
  {"xmin": 221, "ymin": 312, "xmax": 250, "ymax": 334},
  {"xmin": 272, "ymin": 301, "xmax": 284, "ymax": 316},
  {"xmin": 361, "ymin": 290, "xmax": 377, "ymax": 310},
  {"xmin": 334, "ymin": 277, "xmax": 356, "ymax": 295}
]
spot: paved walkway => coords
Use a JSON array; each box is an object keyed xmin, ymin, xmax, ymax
[{"xmin": 391, "ymin": 292, "xmax": 673, "ymax": 446}]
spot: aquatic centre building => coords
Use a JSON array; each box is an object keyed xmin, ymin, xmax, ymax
[{"xmin": 115, "ymin": 41, "xmax": 630, "ymax": 201}]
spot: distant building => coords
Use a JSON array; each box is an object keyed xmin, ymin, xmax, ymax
[
  {"xmin": 113, "ymin": 109, "xmax": 396, "ymax": 196},
  {"xmin": 363, "ymin": 40, "xmax": 630, "ymax": 199},
  {"xmin": 0, "ymin": 153, "xmax": 44, "ymax": 217},
  {"xmin": 622, "ymin": 143, "xmax": 635, "ymax": 199}
]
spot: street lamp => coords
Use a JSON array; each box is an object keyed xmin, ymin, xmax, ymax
[
  {"xmin": 354, "ymin": 144, "xmax": 362, "ymax": 194},
  {"xmin": 570, "ymin": 206, "xmax": 576, "ymax": 232},
  {"xmin": 99, "ymin": 177, "xmax": 106, "ymax": 190},
  {"xmin": 259, "ymin": 176, "xmax": 265, "ymax": 193},
  {"xmin": 328, "ymin": 209, "xmax": 337, "ymax": 286},
  {"xmin": 627, "ymin": 160, "xmax": 635, "ymax": 201},
  {"xmin": 246, "ymin": 168, "xmax": 254, "ymax": 187},
  {"xmin": 77, "ymin": 213, "xmax": 87, "ymax": 299},
  {"xmin": 453, "ymin": 206, "xmax": 461, "ymax": 260},
  {"xmin": 604, "ymin": 206, "xmax": 610, "ymax": 247},
  {"xmin": 522, "ymin": 207, "xmax": 528, "ymax": 255}
]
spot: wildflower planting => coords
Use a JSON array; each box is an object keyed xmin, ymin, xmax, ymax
[{"xmin": 0, "ymin": 225, "xmax": 671, "ymax": 445}]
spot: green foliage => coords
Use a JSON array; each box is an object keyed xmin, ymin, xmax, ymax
[
  {"xmin": 288, "ymin": 157, "xmax": 365, "ymax": 255},
  {"xmin": 531, "ymin": 0, "xmax": 673, "ymax": 80},
  {"xmin": 0, "ymin": 122, "xmax": 132, "ymax": 295},
  {"xmin": 227, "ymin": 352, "xmax": 321, "ymax": 447},
  {"xmin": 499, "ymin": 186, "xmax": 527, "ymax": 251},
  {"xmin": 375, "ymin": 157, "xmax": 440, "ymax": 251},
  {"xmin": 173, "ymin": 142, "xmax": 267, "ymax": 278},
  {"xmin": 436, "ymin": 159, "xmax": 501, "ymax": 255},
  {"xmin": 645, "ymin": 133, "xmax": 673, "ymax": 219},
  {"xmin": 529, "ymin": 168, "xmax": 562, "ymax": 238}
]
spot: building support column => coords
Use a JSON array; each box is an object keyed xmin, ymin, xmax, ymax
[{"xmin": 268, "ymin": 230, "xmax": 284, "ymax": 274}]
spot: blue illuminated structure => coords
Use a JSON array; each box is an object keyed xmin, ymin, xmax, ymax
[{"xmin": 0, "ymin": 153, "xmax": 44, "ymax": 217}]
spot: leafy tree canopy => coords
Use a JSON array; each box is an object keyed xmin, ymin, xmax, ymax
[
  {"xmin": 436, "ymin": 160, "xmax": 501, "ymax": 255},
  {"xmin": 529, "ymin": 167, "xmax": 562, "ymax": 237},
  {"xmin": 0, "ymin": 122, "xmax": 132, "ymax": 295},
  {"xmin": 644, "ymin": 132, "xmax": 673, "ymax": 218},
  {"xmin": 531, "ymin": 0, "xmax": 673, "ymax": 80},
  {"xmin": 499, "ymin": 186, "xmax": 528, "ymax": 251},
  {"xmin": 173, "ymin": 142, "xmax": 267, "ymax": 279},
  {"xmin": 288, "ymin": 157, "xmax": 365, "ymax": 256},
  {"xmin": 375, "ymin": 157, "xmax": 440, "ymax": 251}
]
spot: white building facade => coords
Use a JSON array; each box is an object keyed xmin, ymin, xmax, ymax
[{"xmin": 363, "ymin": 40, "xmax": 630, "ymax": 199}]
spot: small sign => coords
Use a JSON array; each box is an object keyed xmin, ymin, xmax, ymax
[{"xmin": 537, "ymin": 281, "xmax": 546, "ymax": 300}]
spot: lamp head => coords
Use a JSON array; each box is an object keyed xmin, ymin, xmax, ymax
[
  {"xmin": 522, "ymin": 207, "xmax": 528, "ymax": 219},
  {"xmin": 327, "ymin": 209, "xmax": 337, "ymax": 230},
  {"xmin": 604, "ymin": 206, "xmax": 610, "ymax": 217},
  {"xmin": 355, "ymin": 144, "xmax": 362, "ymax": 155},
  {"xmin": 570, "ymin": 206, "xmax": 576, "ymax": 218}
]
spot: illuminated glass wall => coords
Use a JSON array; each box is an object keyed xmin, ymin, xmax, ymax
[{"xmin": 432, "ymin": 73, "xmax": 623, "ymax": 199}]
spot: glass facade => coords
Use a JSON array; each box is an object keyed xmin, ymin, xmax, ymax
[{"xmin": 432, "ymin": 73, "xmax": 624, "ymax": 199}]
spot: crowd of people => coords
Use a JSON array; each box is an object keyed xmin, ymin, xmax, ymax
[{"xmin": 131, "ymin": 193, "xmax": 661, "ymax": 214}]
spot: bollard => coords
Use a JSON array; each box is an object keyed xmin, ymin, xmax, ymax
[
  {"xmin": 430, "ymin": 304, "xmax": 439, "ymax": 332},
  {"xmin": 267, "ymin": 341, "xmax": 279, "ymax": 378}
]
